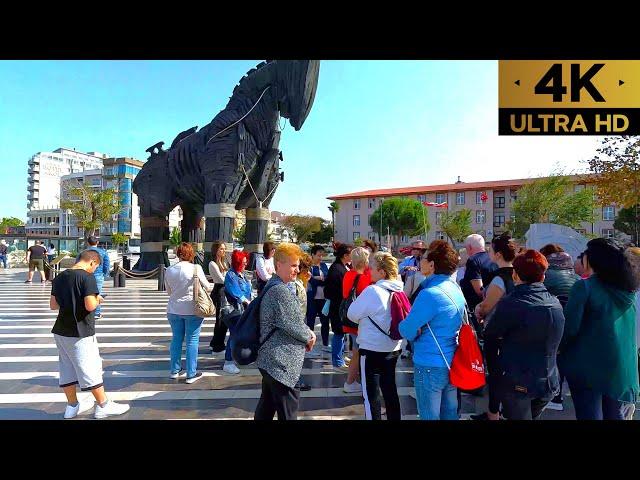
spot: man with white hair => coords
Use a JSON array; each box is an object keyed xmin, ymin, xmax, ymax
[{"xmin": 460, "ymin": 234, "xmax": 497, "ymax": 320}]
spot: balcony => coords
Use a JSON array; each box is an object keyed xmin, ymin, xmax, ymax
[{"xmin": 28, "ymin": 173, "xmax": 40, "ymax": 182}]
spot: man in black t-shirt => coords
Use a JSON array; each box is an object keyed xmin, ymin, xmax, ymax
[
  {"xmin": 460, "ymin": 234, "xmax": 497, "ymax": 335},
  {"xmin": 50, "ymin": 249, "xmax": 130, "ymax": 419},
  {"xmin": 26, "ymin": 241, "xmax": 47, "ymax": 283}
]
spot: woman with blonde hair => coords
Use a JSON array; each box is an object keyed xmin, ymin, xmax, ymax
[
  {"xmin": 347, "ymin": 251, "xmax": 404, "ymax": 420},
  {"xmin": 341, "ymin": 247, "xmax": 372, "ymax": 393},
  {"xmin": 208, "ymin": 241, "xmax": 229, "ymax": 353}
]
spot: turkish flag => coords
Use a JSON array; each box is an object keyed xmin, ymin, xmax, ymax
[{"xmin": 422, "ymin": 201, "xmax": 448, "ymax": 208}]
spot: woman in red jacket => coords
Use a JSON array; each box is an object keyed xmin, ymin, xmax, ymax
[{"xmin": 342, "ymin": 247, "xmax": 372, "ymax": 393}]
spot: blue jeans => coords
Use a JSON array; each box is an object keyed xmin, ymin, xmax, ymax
[
  {"xmin": 567, "ymin": 378, "xmax": 633, "ymax": 420},
  {"xmin": 0, "ymin": 255, "xmax": 7, "ymax": 268},
  {"xmin": 224, "ymin": 337, "xmax": 234, "ymax": 362},
  {"xmin": 413, "ymin": 365, "xmax": 458, "ymax": 420},
  {"xmin": 94, "ymin": 275, "xmax": 104, "ymax": 315},
  {"xmin": 168, "ymin": 314, "xmax": 204, "ymax": 378},
  {"xmin": 331, "ymin": 332, "xmax": 345, "ymax": 367}
]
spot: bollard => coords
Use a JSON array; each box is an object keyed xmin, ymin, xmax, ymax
[
  {"xmin": 118, "ymin": 270, "xmax": 126, "ymax": 287},
  {"xmin": 123, "ymin": 255, "xmax": 131, "ymax": 271},
  {"xmin": 157, "ymin": 265, "xmax": 166, "ymax": 291},
  {"xmin": 113, "ymin": 263, "xmax": 120, "ymax": 287}
]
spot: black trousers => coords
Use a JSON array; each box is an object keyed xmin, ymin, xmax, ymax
[
  {"xmin": 484, "ymin": 338, "xmax": 501, "ymax": 414},
  {"xmin": 359, "ymin": 349, "xmax": 401, "ymax": 421},
  {"xmin": 209, "ymin": 284, "xmax": 227, "ymax": 351},
  {"xmin": 254, "ymin": 369, "xmax": 300, "ymax": 421},
  {"xmin": 501, "ymin": 390, "xmax": 549, "ymax": 420},
  {"xmin": 305, "ymin": 299, "xmax": 330, "ymax": 346}
]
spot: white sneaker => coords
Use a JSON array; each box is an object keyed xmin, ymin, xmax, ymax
[
  {"xmin": 169, "ymin": 370, "xmax": 186, "ymax": 379},
  {"xmin": 94, "ymin": 400, "xmax": 130, "ymax": 419},
  {"xmin": 223, "ymin": 361, "xmax": 240, "ymax": 375},
  {"xmin": 63, "ymin": 398, "xmax": 95, "ymax": 419},
  {"xmin": 343, "ymin": 380, "xmax": 361, "ymax": 393}
]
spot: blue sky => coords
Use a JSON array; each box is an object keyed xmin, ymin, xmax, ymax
[{"xmin": 0, "ymin": 60, "xmax": 602, "ymax": 221}]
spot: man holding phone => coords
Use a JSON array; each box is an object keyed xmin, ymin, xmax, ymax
[{"xmin": 50, "ymin": 249, "xmax": 129, "ymax": 419}]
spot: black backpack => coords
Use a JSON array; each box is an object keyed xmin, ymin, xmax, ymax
[
  {"xmin": 228, "ymin": 282, "xmax": 278, "ymax": 366},
  {"xmin": 339, "ymin": 274, "xmax": 361, "ymax": 329}
]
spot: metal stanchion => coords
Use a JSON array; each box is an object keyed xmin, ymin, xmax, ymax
[
  {"xmin": 157, "ymin": 265, "xmax": 166, "ymax": 291},
  {"xmin": 113, "ymin": 263, "xmax": 120, "ymax": 287},
  {"xmin": 118, "ymin": 269, "xmax": 126, "ymax": 287}
]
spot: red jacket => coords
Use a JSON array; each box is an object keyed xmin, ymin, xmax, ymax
[{"xmin": 341, "ymin": 269, "xmax": 372, "ymax": 334}]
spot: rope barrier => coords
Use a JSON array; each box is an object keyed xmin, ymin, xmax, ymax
[{"xmin": 114, "ymin": 263, "xmax": 161, "ymax": 279}]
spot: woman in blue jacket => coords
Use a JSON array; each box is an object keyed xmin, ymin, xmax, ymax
[
  {"xmin": 399, "ymin": 240, "xmax": 465, "ymax": 420},
  {"xmin": 222, "ymin": 250, "xmax": 252, "ymax": 375}
]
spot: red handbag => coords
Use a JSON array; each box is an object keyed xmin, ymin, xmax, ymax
[{"xmin": 427, "ymin": 285, "xmax": 486, "ymax": 390}]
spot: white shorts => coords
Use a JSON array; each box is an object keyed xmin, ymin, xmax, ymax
[{"xmin": 54, "ymin": 334, "xmax": 104, "ymax": 391}]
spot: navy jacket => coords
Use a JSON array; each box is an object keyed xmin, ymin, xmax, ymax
[
  {"xmin": 307, "ymin": 263, "xmax": 329, "ymax": 300},
  {"xmin": 483, "ymin": 282, "xmax": 565, "ymax": 399}
]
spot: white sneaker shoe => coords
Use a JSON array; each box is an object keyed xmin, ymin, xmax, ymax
[
  {"xmin": 343, "ymin": 380, "xmax": 362, "ymax": 393},
  {"xmin": 94, "ymin": 400, "xmax": 130, "ymax": 419},
  {"xmin": 63, "ymin": 398, "xmax": 95, "ymax": 419},
  {"xmin": 223, "ymin": 361, "xmax": 240, "ymax": 375}
]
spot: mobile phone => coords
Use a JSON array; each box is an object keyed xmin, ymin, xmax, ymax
[{"xmin": 100, "ymin": 294, "xmax": 108, "ymax": 298}]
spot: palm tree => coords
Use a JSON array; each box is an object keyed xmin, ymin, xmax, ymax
[{"xmin": 328, "ymin": 201, "xmax": 340, "ymax": 241}]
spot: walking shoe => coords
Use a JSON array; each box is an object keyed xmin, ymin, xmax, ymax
[
  {"xmin": 63, "ymin": 398, "xmax": 95, "ymax": 419},
  {"xmin": 343, "ymin": 380, "xmax": 362, "ymax": 393},
  {"xmin": 296, "ymin": 381, "xmax": 312, "ymax": 391},
  {"xmin": 185, "ymin": 372, "xmax": 203, "ymax": 384},
  {"xmin": 223, "ymin": 361, "xmax": 240, "ymax": 375},
  {"xmin": 169, "ymin": 370, "xmax": 186, "ymax": 379},
  {"xmin": 94, "ymin": 313, "xmax": 103, "ymax": 319},
  {"xmin": 545, "ymin": 400, "xmax": 564, "ymax": 411},
  {"xmin": 94, "ymin": 400, "xmax": 130, "ymax": 419},
  {"xmin": 470, "ymin": 412, "xmax": 489, "ymax": 421},
  {"xmin": 400, "ymin": 350, "xmax": 412, "ymax": 359}
]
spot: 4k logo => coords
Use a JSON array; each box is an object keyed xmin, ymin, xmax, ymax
[
  {"xmin": 499, "ymin": 60, "xmax": 640, "ymax": 135},
  {"xmin": 534, "ymin": 63, "xmax": 605, "ymax": 102}
]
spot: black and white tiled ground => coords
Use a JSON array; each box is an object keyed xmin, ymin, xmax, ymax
[{"xmin": 0, "ymin": 269, "xmax": 630, "ymax": 420}]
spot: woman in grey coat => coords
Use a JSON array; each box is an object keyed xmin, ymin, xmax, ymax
[{"xmin": 255, "ymin": 243, "xmax": 316, "ymax": 420}]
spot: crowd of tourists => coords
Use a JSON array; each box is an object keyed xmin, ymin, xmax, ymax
[{"xmin": 46, "ymin": 231, "xmax": 640, "ymax": 421}]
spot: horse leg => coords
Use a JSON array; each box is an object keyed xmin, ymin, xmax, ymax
[
  {"xmin": 135, "ymin": 200, "xmax": 171, "ymax": 271},
  {"xmin": 180, "ymin": 203, "xmax": 204, "ymax": 264}
]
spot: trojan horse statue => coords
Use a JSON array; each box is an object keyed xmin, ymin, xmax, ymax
[{"xmin": 132, "ymin": 60, "xmax": 320, "ymax": 270}]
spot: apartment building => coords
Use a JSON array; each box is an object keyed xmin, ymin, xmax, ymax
[{"xmin": 327, "ymin": 176, "xmax": 621, "ymax": 247}]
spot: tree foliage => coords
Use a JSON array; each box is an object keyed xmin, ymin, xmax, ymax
[
  {"xmin": 60, "ymin": 184, "xmax": 120, "ymax": 237},
  {"xmin": 233, "ymin": 224, "xmax": 246, "ymax": 244},
  {"xmin": 508, "ymin": 174, "xmax": 596, "ymax": 238},
  {"xmin": 309, "ymin": 222, "xmax": 333, "ymax": 244},
  {"xmin": 614, "ymin": 204, "xmax": 640, "ymax": 245},
  {"xmin": 111, "ymin": 232, "xmax": 129, "ymax": 251},
  {"xmin": 369, "ymin": 197, "xmax": 430, "ymax": 250},
  {"xmin": 439, "ymin": 209, "xmax": 473, "ymax": 245},
  {"xmin": 169, "ymin": 227, "xmax": 182, "ymax": 247},
  {"xmin": 328, "ymin": 201, "xmax": 340, "ymax": 240},
  {"xmin": 0, "ymin": 217, "xmax": 24, "ymax": 234},
  {"xmin": 587, "ymin": 136, "xmax": 640, "ymax": 208},
  {"xmin": 281, "ymin": 215, "xmax": 323, "ymax": 243}
]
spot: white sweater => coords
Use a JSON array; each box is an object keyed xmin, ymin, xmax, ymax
[
  {"xmin": 255, "ymin": 255, "xmax": 275, "ymax": 282},
  {"xmin": 347, "ymin": 279, "xmax": 404, "ymax": 353},
  {"xmin": 165, "ymin": 261, "xmax": 214, "ymax": 316}
]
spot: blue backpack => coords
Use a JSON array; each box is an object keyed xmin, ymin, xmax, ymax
[{"xmin": 226, "ymin": 282, "xmax": 278, "ymax": 366}]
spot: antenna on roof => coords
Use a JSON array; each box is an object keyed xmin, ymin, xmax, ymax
[{"xmin": 456, "ymin": 176, "xmax": 462, "ymax": 184}]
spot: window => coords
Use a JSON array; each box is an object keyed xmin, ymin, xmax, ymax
[
  {"xmin": 602, "ymin": 206, "xmax": 615, "ymax": 221},
  {"xmin": 353, "ymin": 232, "xmax": 360, "ymax": 241},
  {"xmin": 368, "ymin": 214, "xmax": 372, "ymax": 226},
  {"xmin": 576, "ymin": 228, "xmax": 587, "ymax": 235},
  {"xmin": 436, "ymin": 193, "xmax": 446, "ymax": 204},
  {"xmin": 353, "ymin": 215, "xmax": 360, "ymax": 227},
  {"xmin": 476, "ymin": 210, "xmax": 486, "ymax": 224},
  {"xmin": 368, "ymin": 198, "xmax": 375, "ymax": 209},
  {"xmin": 602, "ymin": 228, "xmax": 615, "ymax": 239},
  {"xmin": 494, "ymin": 191, "xmax": 505, "ymax": 209},
  {"xmin": 456, "ymin": 192, "xmax": 465, "ymax": 205},
  {"xmin": 368, "ymin": 231, "xmax": 376, "ymax": 240},
  {"xmin": 353, "ymin": 199, "xmax": 360, "ymax": 210},
  {"xmin": 435, "ymin": 231, "xmax": 445, "ymax": 240},
  {"xmin": 417, "ymin": 194, "xmax": 426, "ymax": 203},
  {"xmin": 476, "ymin": 191, "xmax": 484, "ymax": 204},
  {"xmin": 436, "ymin": 212, "xmax": 443, "ymax": 225},
  {"xmin": 401, "ymin": 235, "xmax": 408, "ymax": 243},
  {"xmin": 494, "ymin": 213, "xmax": 505, "ymax": 227}
]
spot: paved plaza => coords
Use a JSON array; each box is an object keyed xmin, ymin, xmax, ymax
[{"xmin": 0, "ymin": 268, "xmax": 637, "ymax": 420}]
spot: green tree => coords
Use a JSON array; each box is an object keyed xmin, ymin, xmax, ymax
[
  {"xmin": 233, "ymin": 224, "xmax": 246, "ymax": 244},
  {"xmin": 111, "ymin": 232, "xmax": 129, "ymax": 252},
  {"xmin": 439, "ymin": 209, "xmax": 473, "ymax": 245},
  {"xmin": 587, "ymin": 136, "xmax": 640, "ymax": 209},
  {"xmin": 309, "ymin": 222, "xmax": 333, "ymax": 244},
  {"xmin": 281, "ymin": 215, "xmax": 323, "ymax": 243},
  {"xmin": 369, "ymin": 197, "xmax": 430, "ymax": 251},
  {"xmin": 614, "ymin": 204, "xmax": 640, "ymax": 245},
  {"xmin": 328, "ymin": 201, "xmax": 340, "ymax": 240},
  {"xmin": 169, "ymin": 227, "xmax": 182, "ymax": 248},
  {"xmin": 508, "ymin": 174, "xmax": 597, "ymax": 239},
  {"xmin": 60, "ymin": 184, "xmax": 120, "ymax": 237},
  {"xmin": 0, "ymin": 217, "xmax": 24, "ymax": 234}
]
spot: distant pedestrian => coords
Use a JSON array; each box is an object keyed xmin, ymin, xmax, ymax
[
  {"xmin": 77, "ymin": 236, "xmax": 109, "ymax": 318},
  {"xmin": 50, "ymin": 249, "xmax": 130, "ymax": 419},
  {"xmin": 255, "ymin": 241, "xmax": 276, "ymax": 294},
  {"xmin": 208, "ymin": 241, "xmax": 229, "ymax": 353},
  {"xmin": 0, "ymin": 239, "xmax": 8, "ymax": 269},
  {"xmin": 25, "ymin": 240, "xmax": 47, "ymax": 283}
]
